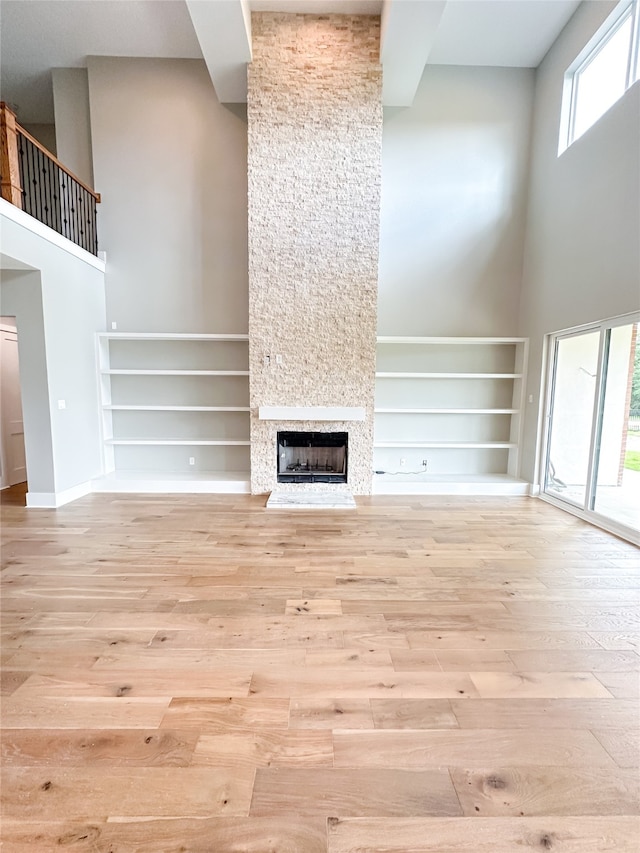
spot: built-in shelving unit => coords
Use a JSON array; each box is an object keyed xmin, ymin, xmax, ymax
[
  {"xmin": 373, "ymin": 336, "xmax": 529, "ymax": 495},
  {"xmin": 93, "ymin": 333, "xmax": 251, "ymax": 493}
]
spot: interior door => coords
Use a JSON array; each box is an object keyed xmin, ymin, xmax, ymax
[{"xmin": 0, "ymin": 324, "xmax": 27, "ymax": 487}]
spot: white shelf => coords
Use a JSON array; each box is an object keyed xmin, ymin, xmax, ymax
[
  {"xmin": 375, "ymin": 408, "xmax": 519, "ymax": 414},
  {"xmin": 103, "ymin": 405, "xmax": 250, "ymax": 412},
  {"xmin": 98, "ymin": 333, "xmax": 249, "ymax": 341},
  {"xmin": 102, "ymin": 369, "xmax": 249, "ymax": 376},
  {"xmin": 374, "ymin": 441, "xmax": 516, "ymax": 449},
  {"xmin": 376, "ymin": 372, "xmax": 522, "ymax": 379},
  {"xmin": 106, "ymin": 438, "xmax": 250, "ymax": 446},
  {"xmin": 377, "ymin": 336, "xmax": 527, "ymax": 345}
]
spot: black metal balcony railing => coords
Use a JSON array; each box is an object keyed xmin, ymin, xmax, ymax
[{"xmin": 1, "ymin": 102, "xmax": 100, "ymax": 256}]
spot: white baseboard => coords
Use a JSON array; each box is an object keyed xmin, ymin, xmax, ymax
[
  {"xmin": 26, "ymin": 480, "xmax": 92, "ymax": 508},
  {"xmin": 91, "ymin": 473, "xmax": 250, "ymax": 494},
  {"xmin": 372, "ymin": 475, "xmax": 530, "ymax": 496}
]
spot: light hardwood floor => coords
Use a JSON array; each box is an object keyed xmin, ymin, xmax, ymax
[{"xmin": 1, "ymin": 493, "xmax": 639, "ymax": 852}]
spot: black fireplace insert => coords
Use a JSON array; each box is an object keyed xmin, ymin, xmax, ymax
[{"xmin": 277, "ymin": 431, "xmax": 348, "ymax": 483}]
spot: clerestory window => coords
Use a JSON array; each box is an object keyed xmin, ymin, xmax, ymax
[{"xmin": 559, "ymin": 0, "xmax": 639, "ymax": 154}]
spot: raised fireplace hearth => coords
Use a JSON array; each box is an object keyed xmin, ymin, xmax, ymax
[{"xmin": 277, "ymin": 431, "xmax": 347, "ymax": 484}]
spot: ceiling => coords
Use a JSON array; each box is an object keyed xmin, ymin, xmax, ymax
[{"xmin": 0, "ymin": 0, "xmax": 581, "ymax": 123}]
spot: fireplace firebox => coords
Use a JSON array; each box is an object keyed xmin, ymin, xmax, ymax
[{"xmin": 277, "ymin": 431, "xmax": 348, "ymax": 484}]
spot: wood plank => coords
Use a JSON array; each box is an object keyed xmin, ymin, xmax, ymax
[
  {"xmin": 451, "ymin": 765, "xmax": 640, "ymax": 816},
  {"xmin": 0, "ymin": 728, "xmax": 198, "ymax": 767},
  {"xmin": 436, "ymin": 649, "xmax": 516, "ymax": 671},
  {"xmin": 469, "ymin": 671, "xmax": 614, "ymax": 699},
  {"xmin": 250, "ymin": 768, "xmax": 462, "ymax": 817},
  {"xmin": 593, "ymin": 671, "xmax": 640, "ymax": 698},
  {"xmin": 450, "ymin": 698, "xmax": 640, "ymax": 730},
  {"xmin": 326, "ymin": 816, "xmax": 640, "ymax": 852},
  {"xmin": 1, "ymin": 766, "xmax": 255, "ymax": 820},
  {"xmin": 249, "ymin": 668, "xmax": 479, "ymax": 698},
  {"xmin": 191, "ymin": 730, "xmax": 334, "ymax": 768},
  {"xmin": 592, "ymin": 728, "xmax": 640, "ymax": 768},
  {"xmin": 10, "ymin": 669, "xmax": 253, "ymax": 699},
  {"xmin": 370, "ymin": 698, "xmax": 459, "ymax": 729},
  {"xmin": 407, "ymin": 631, "xmax": 601, "ymax": 649},
  {"xmin": 507, "ymin": 650, "xmax": 640, "ymax": 672},
  {"xmin": 333, "ymin": 729, "xmax": 616, "ymax": 768},
  {"xmin": 0, "ymin": 818, "xmax": 328, "ymax": 853},
  {"xmin": 1, "ymin": 695, "xmax": 171, "ymax": 729},
  {"xmin": 589, "ymin": 632, "xmax": 640, "ymax": 651},
  {"xmin": 159, "ymin": 697, "xmax": 290, "ymax": 731}
]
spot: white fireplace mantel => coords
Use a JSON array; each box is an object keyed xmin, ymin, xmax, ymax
[{"xmin": 258, "ymin": 406, "xmax": 366, "ymax": 421}]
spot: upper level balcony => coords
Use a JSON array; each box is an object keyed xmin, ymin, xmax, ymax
[{"xmin": 0, "ymin": 102, "xmax": 100, "ymax": 256}]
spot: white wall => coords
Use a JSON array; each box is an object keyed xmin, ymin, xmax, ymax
[
  {"xmin": 87, "ymin": 57, "xmax": 249, "ymax": 333},
  {"xmin": 21, "ymin": 123, "xmax": 57, "ymax": 156},
  {"xmin": 53, "ymin": 68, "xmax": 94, "ymax": 188},
  {"xmin": 0, "ymin": 202, "xmax": 106, "ymax": 500},
  {"xmin": 378, "ymin": 65, "xmax": 535, "ymax": 336},
  {"xmin": 0, "ymin": 274, "xmax": 54, "ymax": 494},
  {"xmin": 519, "ymin": 0, "xmax": 640, "ymax": 483}
]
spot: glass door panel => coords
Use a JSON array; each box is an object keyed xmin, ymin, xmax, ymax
[
  {"xmin": 545, "ymin": 331, "xmax": 600, "ymax": 505},
  {"xmin": 592, "ymin": 322, "xmax": 640, "ymax": 532}
]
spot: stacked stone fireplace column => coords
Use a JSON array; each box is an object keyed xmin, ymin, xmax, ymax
[{"xmin": 247, "ymin": 12, "xmax": 382, "ymax": 495}]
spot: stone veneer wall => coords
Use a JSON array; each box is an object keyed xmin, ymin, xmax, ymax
[{"xmin": 248, "ymin": 13, "xmax": 382, "ymax": 495}]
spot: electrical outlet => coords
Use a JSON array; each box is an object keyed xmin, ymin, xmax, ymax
[
  {"xmin": 422, "ymin": 459, "xmax": 428, "ymax": 468},
  {"xmin": 189, "ymin": 457, "xmax": 195, "ymax": 465},
  {"xmin": 400, "ymin": 458, "xmax": 406, "ymax": 467},
  {"xmin": 111, "ymin": 321, "xmax": 117, "ymax": 330}
]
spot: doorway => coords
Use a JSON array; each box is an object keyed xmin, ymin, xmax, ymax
[
  {"xmin": 543, "ymin": 313, "xmax": 640, "ymax": 541},
  {"xmin": 0, "ymin": 317, "xmax": 27, "ymax": 495}
]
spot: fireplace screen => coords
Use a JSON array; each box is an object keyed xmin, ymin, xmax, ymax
[{"xmin": 277, "ymin": 431, "xmax": 347, "ymax": 483}]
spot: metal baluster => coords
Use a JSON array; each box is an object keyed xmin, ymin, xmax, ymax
[
  {"xmin": 42, "ymin": 148, "xmax": 53, "ymax": 230},
  {"xmin": 52, "ymin": 162, "xmax": 61, "ymax": 236},
  {"xmin": 36, "ymin": 145, "xmax": 45, "ymax": 223}
]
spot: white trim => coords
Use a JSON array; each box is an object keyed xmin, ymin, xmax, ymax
[
  {"xmin": 26, "ymin": 480, "xmax": 92, "ymax": 508},
  {"xmin": 375, "ymin": 408, "xmax": 519, "ymax": 414},
  {"xmin": 374, "ymin": 441, "xmax": 515, "ymax": 448},
  {"xmin": 0, "ymin": 199, "xmax": 105, "ymax": 272},
  {"xmin": 376, "ymin": 373, "xmax": 522, "ymax": 379},
  {"xmin": 102, "ymin": 370, "xmax": 249, "ymax": 376},
  {"xmin": 103, "ymin": 405, "xmax": 250, "ymax": 412},
  {"xmin": 377, "ymin": 336, "xmax": 526, "ymax": 344},
  {"xmin": 97, "ymin": 333, "xmax": 248, "ymax": 340},
  {"xmin": 105, "ymin": 438, "xmax": 250, "ymax": 446},
  {"xmin": 258, "ymin": 406, "xmax": 366, "ymax": 421}
]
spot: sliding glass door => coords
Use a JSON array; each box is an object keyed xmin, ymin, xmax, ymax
[{"xmin": 544, "ymin": 315, "xmax": 640, "ymax": 539}]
